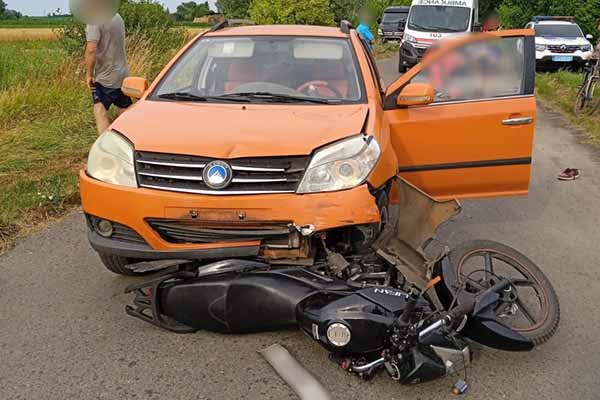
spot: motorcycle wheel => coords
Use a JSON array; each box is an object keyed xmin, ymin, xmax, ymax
[{"xmin": 436, "ymin": 240, "xmax": 560, "ymax": 346}]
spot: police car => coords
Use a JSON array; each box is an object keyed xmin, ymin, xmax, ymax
[{"xmin": 525, "ymin": 16, "xmax": 594, "ymax": 70}]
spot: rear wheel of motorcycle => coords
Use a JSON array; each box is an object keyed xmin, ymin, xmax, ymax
[{"xmin": 438, "ymin": 240, "xmax": 560, "ymax": 346}]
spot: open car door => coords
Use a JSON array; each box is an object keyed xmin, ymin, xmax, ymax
[{"xmin": 383, "ymin": 30, "xmax": 536, "ymax": 200}]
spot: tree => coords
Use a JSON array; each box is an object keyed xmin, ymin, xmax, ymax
[
  {"xmin": 174, "ymin": 1, "xmax": 211, "ymax": 21},
  {"xmin": 479, "ymin": 0, "xmax": 502, "ymax": 19},
  {"xmin": 498, "ymin": 0, "xmax": 600, "ymax": 35},
  {"xmin": 216, "ymin": 0, "xmax": 251, "ymax": 18},
  {"xmin": 249, "ymin": 0, "xmax": 335, "ymax": 25},
  {"xmin": 329, "ymin": 0, "xmax": 366, "ymax": 24},
  {"xmin": 0, "ymin": 0, "xmax": 6, "ymax": 15}
]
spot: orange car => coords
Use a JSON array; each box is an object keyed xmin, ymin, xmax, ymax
[{"xmin": 81, "ymin": 23, "xmax": 537, "ymax": 275}]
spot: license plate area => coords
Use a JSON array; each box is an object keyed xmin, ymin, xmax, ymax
[{"xmin": 552, "ymin": 55, "xmax": 573, "ymax": 62}]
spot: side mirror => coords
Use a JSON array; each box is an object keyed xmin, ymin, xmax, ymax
[
  {"xmin": 586, "ymin": 34, "xmax": 594, "ymax": 40},
  {"xmin": 377, "ymin": 17, "xmax": 382, "ymax": 25},
  {"xmin": 122, "ymin": 77, "xmax": 149, "ymax": 100},
  {"xmin": 396, "ymin": 83, "xmax": 435, "ymax": 107}
]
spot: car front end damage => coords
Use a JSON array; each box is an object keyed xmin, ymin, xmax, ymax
[
  {"xmin": 81, "ymin": 170, "xmax": 384, "ymax": 263},
  {"xmin": 80, "ymin": 117, "xmax": 395, "ymax": 267}
]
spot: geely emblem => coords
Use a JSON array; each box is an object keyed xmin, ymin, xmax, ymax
[{"xmin": 203, "ymin": 160, "xmax": 233, "ymax": 190}]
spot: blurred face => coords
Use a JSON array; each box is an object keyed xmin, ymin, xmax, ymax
[
  {"xmin": 70, "ymin": 0, "xmax": 120, "ymax": 25},
  {"xmin": 360, "ymin": 12, "xmax": 372, "ymax": 25}
]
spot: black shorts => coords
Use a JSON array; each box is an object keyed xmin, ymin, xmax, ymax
[{"xmin": 92, "ymin": 83, "xmax": 132, "ymax": 110}]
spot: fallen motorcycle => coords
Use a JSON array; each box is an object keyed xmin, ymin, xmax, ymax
[{"xmin": 125, "ymin": 179, "xmax": 560, "ymax": 385}]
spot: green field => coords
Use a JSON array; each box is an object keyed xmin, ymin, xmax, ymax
[
  {"xmin": 0, "ymin": 40, "xmax": 95, "ymax": 251},
  {"xmin": 0, "ymin": 16, "xmax": 71, "ymax": 28}
]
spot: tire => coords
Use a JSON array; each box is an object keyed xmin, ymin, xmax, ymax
[
  {"xmin": 98, "ymin": 253, "xmax": 142, "ymax": 276},
  {"xmin": 574, "ymin": 72, "xmax": 591, "ymax": 116},
  {"xmin": 586, "ymin": 78, "xmax": 600, "ymax": 115},
  {"xmin": 439, "ymin": 240, "xmax": 560, "ymax": 346},
  {"xmin": 574, "ymin": 83, "xmax": 588, "ymax": 116}
]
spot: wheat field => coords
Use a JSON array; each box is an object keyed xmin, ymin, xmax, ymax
[
  {"xmin": 0, "ymin": 28, "xmax": 58, "ymax": 41},
  {"xmin": 0, "ymin": 27, "xmax": 205, "ymax": 42}
]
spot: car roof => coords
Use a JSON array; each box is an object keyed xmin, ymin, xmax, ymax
[
  {"xmin": 204, "ymin": 25, "xmax": 348, "ymax": 38},
  {"xmin": 384, "ymin": 6, "xmax": 410, "ymax": 12}
]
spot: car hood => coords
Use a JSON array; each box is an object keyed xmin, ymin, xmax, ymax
[
  {"xmin": 535, "ymin": 36, "xmax": 590, "ymax": 45},
  {"xmin": 112, "ymin": 100, "xmax": 369, "ymax": 158}
]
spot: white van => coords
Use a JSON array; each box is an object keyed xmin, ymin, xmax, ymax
[{"xmin": 399, "ymin": 0, "xmax": 479, "ymax": 72}]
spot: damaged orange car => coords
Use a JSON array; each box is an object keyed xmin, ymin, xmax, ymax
[{"xmin": 80, "ymin": 23, "xmax": 537, "ymax": 275}]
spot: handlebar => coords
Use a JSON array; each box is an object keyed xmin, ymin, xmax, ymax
[{"xmin": 418, "ymin": 279, "xmax": 512, "ymax": 340}]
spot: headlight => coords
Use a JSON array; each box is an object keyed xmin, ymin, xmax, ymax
[
  {"xmin": 403, "ymin": 33, "xmax": 417, "ymax": 43},
  {"xmin": 297, "ymin": 135, "xmax": 381, "ymax": 194},
  {"xmin": 535, "ymin": 44, "xmax": 546, "ymax": 52},
  {"xmin": 580, "ymin": 44, "xmax": 592, "ymax": 52},
  {"xmin": 378, "ymin": 28, "xmax": 383, "ymax": 36},
  {"xmin": 87, "ymin": 130, "xmax": 137, "ymax": 187}
]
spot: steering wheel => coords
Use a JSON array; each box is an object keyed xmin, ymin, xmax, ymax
[{"xmin": 296, "ymin": 80, "xmax": 343, "ymax": 98}]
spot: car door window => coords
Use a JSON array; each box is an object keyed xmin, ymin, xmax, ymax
[{"xmin": 411, "ymin": 36, "xmax": 526, "ymax": 103}]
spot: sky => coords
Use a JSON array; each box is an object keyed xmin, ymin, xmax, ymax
[{"xmin": 5, "ymin": 0, "xmax": 217, "ymax": 16}]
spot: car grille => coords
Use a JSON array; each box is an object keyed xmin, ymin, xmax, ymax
[
  {"xmin": 135, "ymin": 151, "xmax": 309, "ymax": 195},
  {"xmin": 547, "ymin": 45, "xmax": 579, "ymax": 54},
  {"xmin": 146, "ymin": 218, "xmax": 300, "ymax": 248}
]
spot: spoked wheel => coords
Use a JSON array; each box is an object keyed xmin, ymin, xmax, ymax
[
  {"xmin": 574, "ymin": 81, "xmax": 589, "ymax": 116},
  {"xmin": 441, "ymin": 240, "xmax": 560, "ymax": 346},
  {"xmin": 586, "ymin": 78, "xmax": 600, "ymax": 115}
]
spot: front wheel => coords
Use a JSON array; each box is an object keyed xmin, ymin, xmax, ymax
[
  {"xmin": 98, "ymin": 253, "xmax": 144, "ymax": 276},
  {"xmin": 574, "ymin": 74, "xmax": 591, "ymax": 115},
  {"xmin": 437, "ymin": 240, "xmax": 560, "ymax": 346}
]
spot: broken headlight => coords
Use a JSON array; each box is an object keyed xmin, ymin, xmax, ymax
[
  {"xmin": 87, "ymin": 130, "xmax": 137, "ymax": 188},
  {"xmin": 297, "ymin": 135, "xmax": 381, "ymax": 194}
]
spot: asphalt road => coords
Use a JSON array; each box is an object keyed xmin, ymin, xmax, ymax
[{"xmin": 2, "ymin": 57, "xmax": 600, "ymax": 400}]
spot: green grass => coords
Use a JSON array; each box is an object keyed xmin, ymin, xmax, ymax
[
  {"xmin": 372, "ymin": 41, "xmax": 400, "ymax": 59},
  {"xmin": 0, "ymin": 16, "xmax": 70, "ymax": 28},
  {"xmin": 0, "ymin": 40, "xmax": 96, "ymax": 251},
  {"xmin": 536, "ymin": 70, "xmax": 600, "ymax": 145}
]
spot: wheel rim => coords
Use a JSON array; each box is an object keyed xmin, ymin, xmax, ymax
[{"xmin": 456, "ymin": 249, "xmax": 550, "ymax": 333}]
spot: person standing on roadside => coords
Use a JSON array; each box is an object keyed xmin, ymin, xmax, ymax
[
  {"xmin": 85, "ymin": 13, "xmax": 131, "ymax": 134},
  {"xmin": 357, "ymin": 10, "xmax": 375, "ymax": 49}
]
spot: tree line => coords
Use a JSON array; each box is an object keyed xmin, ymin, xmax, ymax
[
  {"xmin": 0, "ymin": 0, "xmax": 22, "ymax": 19},
  {"xmin": 215, "ymin": 0, "xmax": 600, "ymax": 36}
]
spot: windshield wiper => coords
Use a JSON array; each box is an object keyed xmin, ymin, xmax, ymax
[
  {"xmin": 221, "ymin": 92, "xmax": 337, "ymax": 104},
  {"xmin": 410, "ymin": 23, "xmax": 442, "ymax": 32},
  {"xmin": 158, "ymin": 92, "xmax": 250, "ymax": 103}
]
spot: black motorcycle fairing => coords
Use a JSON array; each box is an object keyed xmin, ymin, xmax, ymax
[
  {"xmin": 297, "ymin": 292, "xmax": 395, "ymax": 354},
  {"xmin": 434, "ymin": 257, "xmax": 534, "ymax": 352},
  {"xmin": 159, "ymin": 267, "xmax": 352, "ymax": 334},
  {"xmin": 297, "ymin": 287, "xmax": 434, "ymax": 354}
]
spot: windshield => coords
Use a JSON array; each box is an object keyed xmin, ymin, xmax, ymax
[
  {"xmin": 408, "ymin": 5, "xmax": 471, "ymax": 33},
  {"xmin": 382, "ymin": 12, "xmax": 407, "ymax": 24},
  {"xmin": 534, "ymin": 24, "xmax": 583, "ymax": 38},
  {"xmin": 153, "ymin": 36, "xmax": 364, "ymax": 104}
]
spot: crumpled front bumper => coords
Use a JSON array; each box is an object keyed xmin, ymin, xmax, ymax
[{"xmin": 80, "ymin": 170, "xmax": 381, "ymax": 259}]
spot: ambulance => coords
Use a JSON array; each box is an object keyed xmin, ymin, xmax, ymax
[{"xmin": 399, "ymin": 0, "xmax": 480, "ymax": 72}]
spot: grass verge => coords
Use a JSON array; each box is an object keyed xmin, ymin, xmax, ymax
[
  {"xmin": 536, "ymin": 71, "xmax": 600, "ymax": 146},
  {"xmin": 0, "ymin": 34, "xmax": 184, "ymax": 254}
]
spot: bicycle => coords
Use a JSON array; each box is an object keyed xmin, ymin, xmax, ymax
[{"xmin": 574, "ymin": 58, "xmax": 600, "ymax": 116}]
